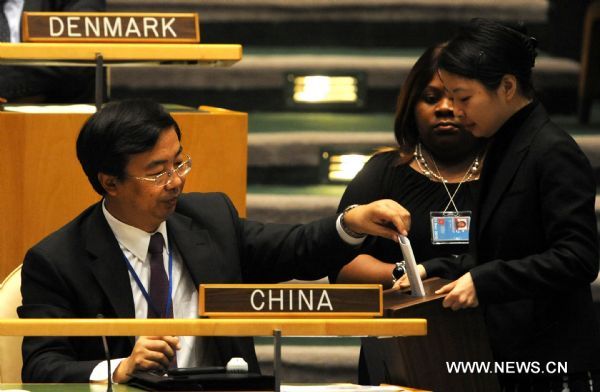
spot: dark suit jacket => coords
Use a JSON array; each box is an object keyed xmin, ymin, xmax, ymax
[
  {"xmin": 424, "ymin": 103, "xmax": 600, "ymax": 371},
  {"xmin": 18, "ymin": 192, "xmax": 357, "ymax": 382},
  {"xmin": 23, "ymin": 0, "xmax": 105, "ymax": 12}
]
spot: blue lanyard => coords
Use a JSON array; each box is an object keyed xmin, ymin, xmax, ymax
[{"xmin": 123, "ymin": 244, "xmax": 173, "ymax": 318}]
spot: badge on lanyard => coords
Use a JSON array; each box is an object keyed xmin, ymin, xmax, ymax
[
  {"xmin": 430, "ymin": 211, "xmax": 471, "ymax": 244},
  {"xmin": 414, "ymin": 142, "xmax": 480, "ymax": 245}
]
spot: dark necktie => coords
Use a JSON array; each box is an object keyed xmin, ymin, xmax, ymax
[
  {"xmin": 0, "ymin": 0, "xmax": 11, "ymax": 42},
  {"xmin": 148, "ymin": 232, "xmax": 172, "ymax": 318},
  {"xmin": 147, "ymin": 232, "xmax": 177, "ymax": 367}
]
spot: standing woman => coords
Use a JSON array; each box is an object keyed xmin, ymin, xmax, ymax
[
  {"xmin": 425, "ymin": 18, "xmax": 600, "ymax": 391},
  {"xmin": 330, "ymin": 44, "xmax": 486, "ymax": 289},
  {"xmin": 330, "ymin": 43, "xmax": 487, "ymax": 387}
]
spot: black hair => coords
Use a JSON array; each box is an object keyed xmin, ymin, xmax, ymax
[
  {"xmin": 394, "ymin": 43, "xmax": 445, "ymax": 153},
  {"xmin": 439, "ymin": 18, "xmax": 538, "ymax": 98},
  {"xmin": 76, "ymin": 99, "xmax": 181, "ymax": 195}
]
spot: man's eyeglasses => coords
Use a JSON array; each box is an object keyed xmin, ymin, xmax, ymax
[{"xmin": 132, "ymin": 154, "xmax": 192, "ymax": 187}]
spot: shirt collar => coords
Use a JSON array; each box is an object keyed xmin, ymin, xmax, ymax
[
  {"xmin": 102, "ymin": 200, "xmax": 169, "ymax": 262},
  {"xmin": 492, "ymin": 100, "xmax": 538, "ymax": 143}
]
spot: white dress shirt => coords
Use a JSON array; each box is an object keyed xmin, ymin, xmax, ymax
[
  {"xmin": 90, "ymin": 201, "xmax": 201, "ymax": 382},
  {"xmin": 3, "ymin": 0, "xmax": 24, "ymax": 42},
  {"xmin": 89, "ymin": 201, "xmax": 364, "ymax": 381}
]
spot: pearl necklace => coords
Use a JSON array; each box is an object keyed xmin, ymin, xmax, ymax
[
  {"xmin": 413, "ymin": 143, "xmax": 481, "ymax": 183},
  {"xmin": 414, "ymin": 143, "xmax": 483, "ymax": 213}
]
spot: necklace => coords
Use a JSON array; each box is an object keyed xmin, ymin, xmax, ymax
[
  {"xmin": 414, "ymin": 143, "xmax": 483, "ymax": 212},
  {"xmin": 413, "ymin": 143, "xmax": 481, "ymax": 183}
]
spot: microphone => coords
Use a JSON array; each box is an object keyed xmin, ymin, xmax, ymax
[{"xmin": 97, "ymin": 314, "xmax": 113, "ymax": 392}]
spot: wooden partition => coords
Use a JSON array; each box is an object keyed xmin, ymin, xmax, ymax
[
  {"xmin": 0, "ymin": 107, "xmax": 247, "ymax": 280},
  {"xmin": 362, "ymin": 278, "xmax": 500, "ymax": 391}
]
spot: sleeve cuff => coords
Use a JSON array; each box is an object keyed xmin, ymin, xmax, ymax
[
  {"xmin": 90, "ymin": 358, "xmax": 126, "ymax": 383},
  {"xmin": 336, "ymin": 213, "xmax": 366, "ymax": 246}
]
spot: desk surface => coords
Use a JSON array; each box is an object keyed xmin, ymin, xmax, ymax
[
  {"xmin": 0, "ymin": 385, "xmax": 134, "ymax": 391},
  {"xmin": 0, "ymin": 43, "xmax": 242, "ymax": 66},
  {"xmin": 0, "ymin": 384, "xmax": 428, "ymax": 391},
  {"xmin": 0, "ymin": 318, "xmax": 426, "ymax": 337}
]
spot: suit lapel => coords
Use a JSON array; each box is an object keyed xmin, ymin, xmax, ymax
[
  {"xmin": 167, "ymin": 212, "xmax": 219, "ymax": 286},
  {"xmin": 83, "ymin": 203, "xmax": 220, "ymax": 316},
  {"xmin": 477, "ymin": 145, "xmax": 528, "ymax": 236},
  {"xmin": 83, "ymin": 203, "xmax": 136, "ymax": 319},
  {"xmin": 477, "ymin": 105, "xmax": 549, "ymax": 236}
]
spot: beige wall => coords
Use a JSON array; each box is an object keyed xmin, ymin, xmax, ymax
[{"xmin": 0, "ymin": 108, "xmax": 247, "ymax": 280}]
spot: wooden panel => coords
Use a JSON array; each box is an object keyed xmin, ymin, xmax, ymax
[
  {"xmin": 0, "ymin": 43, "xmax": 241, "ymax": 64},
  {"xmin": 0, "ymin": 108, "xmax": 247, "ymax": 281},
  {"xmin": 362, "ymin": 278, "xmax": 500, "ymax": 392},
  {"xmin": 0, "ymin": 318, "xmax": 427, "ymax": 337},
  {"xmin": 578, "ymin": 1, "xmax": 600, "ymax": 123},
  {"xmin": 178, "ymin": 109, "xmax": 247, "ymax": 209}
]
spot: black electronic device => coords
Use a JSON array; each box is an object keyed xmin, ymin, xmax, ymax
[
  {"xmin": 167, "ymin": 366, "xmax": 226, "ymax": 376},
  {"xmin": 128, "ymin": 369, "xmax": 275, "ymax": 391}
]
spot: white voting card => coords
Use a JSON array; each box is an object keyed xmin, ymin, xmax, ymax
[{"xmin": 397, "ymin": 235, "xmax": 426, "ymax": 297}]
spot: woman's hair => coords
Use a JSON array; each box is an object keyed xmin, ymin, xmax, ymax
[
  {"xmin": 392, "ymin": 43, "xmax": 445, "ymax": 162},
  {"xmin": 439, "ymin": 18, "xmax": 538, "ymax": 98}
]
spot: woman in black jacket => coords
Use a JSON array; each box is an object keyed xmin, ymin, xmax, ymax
[{"xmin": 419, "ymin": 18, "xmax": 600, "ymax": 391}]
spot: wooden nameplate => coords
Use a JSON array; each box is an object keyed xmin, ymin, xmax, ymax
[
  {"xmin": 199, "ymin": 284, "xmax": 382, "ymax": 318},
  {"xmin": 22, "ymin": 12, "xmax": 199, "ymax": 43}
]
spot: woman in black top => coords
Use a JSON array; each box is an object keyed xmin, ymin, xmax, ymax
[
  {"xmin": 424, "ymin": 19, "xmax": 600, "ymax": 391},
  {"xmin": 330, "ymin": 44, "xmax": 486, "ymax": 287}
]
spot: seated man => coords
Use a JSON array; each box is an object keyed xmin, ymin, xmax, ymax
[{"xmin": 18, "ymin": 99, "xmax": 410, "ymax": 383}]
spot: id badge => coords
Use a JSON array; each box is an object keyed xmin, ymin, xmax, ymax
[{"xmin": 430, "ymin": 211, "xmax": 471, "ymax": 244}]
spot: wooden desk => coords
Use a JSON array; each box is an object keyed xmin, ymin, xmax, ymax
[
  {"xmin": 0, "ymin": 42, "xmax": 242, "ymax": 107},
  {"xmin": 0, "ymin": 384, "xmax": 429, "ymax": 391},
  {"xmin": 0, "ymin": 318, "xmax": 426, "ymax": 337},
  {"xmin": 0, "ymin": 42, "xmax": 242, "ymax": 66},
  {"xmin": 0, "ymin": 107, "xmax": 247, "ymax": 281},
  {"xmin": 0, "ymin": 384, "xmax": 135, "ymax": 391},
  {"xmin": 0, "ymin": 319, "xmax": 427, "ymax": 390}
]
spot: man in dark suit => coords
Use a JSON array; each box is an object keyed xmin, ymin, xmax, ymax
[
  {"xmin": 18, "ymin": 99, "xmax": 410, "ymax": 383},
  {"xmin": 0, "ymin": 0, "xmax": 105, "ymax": 103}
]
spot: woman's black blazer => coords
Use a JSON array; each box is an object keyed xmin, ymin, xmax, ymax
[{"xmin": 424, "ymin": 103, "xmax": 600, "ymax": 371}]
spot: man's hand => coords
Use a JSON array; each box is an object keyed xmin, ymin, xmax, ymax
[
  {"xmin": 435, "ymin": 272, "xmax": 479, "ymax": 310},
  {"xmin": 113, "ymin": 336, "xmax": 180, "ymax": 383},
  {"xmin": 392, "ymin": 264, "xmax": 427, "ymax": 290},
  {"xmin": 343, "ymin": 199, "xmax": 411, "ymax": 241}
]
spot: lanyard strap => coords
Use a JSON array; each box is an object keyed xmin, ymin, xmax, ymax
[
  {"xmin": 429, "ymin": 161, "xmax": 467, "ymax": 213},
  {"xmin": 440, "ymin": 175, "xmax": 467, "ymax": 213},
  {"xmin": 123, "ymin": 246, "xmax": 173, "ymax": 318},
  {"xmin": 416, "ymin": 143, "xmax": 484, "ymax": 214},
  {"xmin": 427, "ymin": 150, "xmax": 475, "ymax": 214}
]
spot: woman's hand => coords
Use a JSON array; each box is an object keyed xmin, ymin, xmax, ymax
[{"xmin": 435, "ymin": 272, "xmax": 479, "ymax": 310}]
